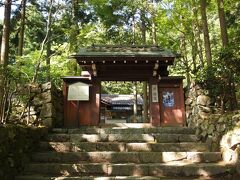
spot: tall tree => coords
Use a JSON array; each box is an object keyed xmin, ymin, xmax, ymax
[
  {"xmin": 192, "ymin": 0, "xmax": 204, "ymax": 68},
  {"xmin": 151, "ymin": 0, "xmax": 157, "ymax": 45},
  {"xmin": 140, "ymin": 3, "xmax": 148, "ymax": 122},
  {"xmin": 32, "ymin": 0, "xmax": 53, "ymax": 83},
  {"xmin": 0, "ymin": 0, "xmax": 11, "ymax": 65},
  {"xmin": 18, "ymin": 0, "xmax": 27, "ymax": 56},
  {"xmin": 0, "ymin": 0, "xmax": 12, "ymax": 122},
  {"xmin": 46, "ymin": 28, "xmax": 51, "ymax": 82},
  {"xmin": 217, "ymin": 0, "xmax": 228, "ymax": 47},
  {"xmin": 71, "ymin": 0, "xmax": 80, "ymax": 75},
  {"xmin": 217, "ymin": 0, "xmax": 237, "ymax": 110},
  {"xmin": 200, "ymin": 0, "xmax": 212, "ymax": 66}
]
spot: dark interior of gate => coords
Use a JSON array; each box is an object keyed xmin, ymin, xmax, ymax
[{"xmin": 62, "ymin": 45, "xmax": 185, "ymax": 127}]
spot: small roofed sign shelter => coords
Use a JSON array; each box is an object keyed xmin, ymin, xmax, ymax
[{"xmin": 62, "ymin": 45, "xmax": 185, "ymax": 127}]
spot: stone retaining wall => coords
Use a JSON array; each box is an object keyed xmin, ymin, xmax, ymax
[
  {"xmin": 0, "ymin": 125, "xmax": 47, "ymax": 180},
  {"xmin": 185, "ymin": 82, "xmax": 240, "ymax": 152},
  {"xmin": 10, "ymin": 82, "xmax": 63, "ymax": 128}
]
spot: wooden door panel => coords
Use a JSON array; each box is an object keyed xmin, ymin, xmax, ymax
[{"xmin": 159, "ymin": 87, "xmax": 184, "ymax": 126}]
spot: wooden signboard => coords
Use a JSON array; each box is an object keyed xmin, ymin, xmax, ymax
[{"xmin": 67, "ymin": 82, "xmax": 90, "ymax": 101}]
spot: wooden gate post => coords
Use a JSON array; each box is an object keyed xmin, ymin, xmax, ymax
[{"xmin": 149, "ymin": 78, "xmax": 161, "ymax": 126}]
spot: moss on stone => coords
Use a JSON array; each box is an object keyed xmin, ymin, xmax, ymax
[{"xmin": 0, "ymin": 125, "xmax": 47, "ymax": 180}]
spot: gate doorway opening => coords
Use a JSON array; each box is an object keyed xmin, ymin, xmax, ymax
[{"xmin": 100, "ymin": 81, "xmax": 149, "ymax": 124}]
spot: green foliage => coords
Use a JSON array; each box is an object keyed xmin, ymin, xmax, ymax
[
  {"xmin": 101, "ymin": 81, "xmax": 143, "ymax": 94},
  {"xmin": 195, "ymin": 65, "xmax": 223, "ymax": 96},
  {"xmin": 219, "ymin": 46, "xmax": 240, "ymax": 77},
  {"xmin": 195, "ymin": 45, "xmax": 240, "ymax": 110}
]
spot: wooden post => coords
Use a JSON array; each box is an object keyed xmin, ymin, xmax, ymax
[{"xmin": 149, "ymin": 78, "xmax": 161, "ymax": 126}]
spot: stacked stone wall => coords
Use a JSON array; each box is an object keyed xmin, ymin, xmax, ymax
[
  {"xmin": 185, "ymin": 82, "xmax": 240, "ymax": 153},
  {"xmin": 10, "ymin": 82, "xmax": 63, "ymax": 128}
]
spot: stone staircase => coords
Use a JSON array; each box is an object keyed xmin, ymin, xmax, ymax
[{"xmin": 15, "ymin": 123, "xmax": 236, "ymax": 180}]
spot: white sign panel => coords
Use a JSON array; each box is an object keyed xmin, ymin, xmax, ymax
[
  {"xmin": 68, "ymin": 82, "xmax": 90, "ymax": 101},
  {"xmin": 151, "ymin": 85, "xmax": 159, "ymax": 103}
]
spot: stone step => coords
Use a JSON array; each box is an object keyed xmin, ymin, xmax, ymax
[
  {"xmin": 39, "ymin": 142, "xmax": 209, "ymax": 152},
  {"xmin": 15, "ymin": 174, "xmax": 237, "ymax": 180},
  {"xmin": 23, "ymin": 162, "xmax": 235, "ymax": 177},
  {"xmin": 15, "ymin": 175, "xmax": 221, "ymax": 180},
  {"xmin": 32, "ymin": 152, "xmax": 222, "ymax": 164},
  {"xmin": 45, "ymin": 134, "xmax": 198, "ymax": 143},
  {"xmin": 51, "ymin": 126, "xmax": 196, "ymax": 135}
]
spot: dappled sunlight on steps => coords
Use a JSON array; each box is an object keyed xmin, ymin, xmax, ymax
[{"xmin": 15, "ymin": 124, "xmax": 238, "ymax": 180}]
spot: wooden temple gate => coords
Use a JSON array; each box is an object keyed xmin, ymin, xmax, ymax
[{"xmin": 63, "ymin": 45, "xmax": 185, "ymax": 127}]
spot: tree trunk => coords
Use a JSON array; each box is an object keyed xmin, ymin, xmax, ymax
[
  {"xmin": 46, "ymin": 32, "xmax": 51, "ymax": 82},
  {"xmin": 216, "ymin": 0, "xmax": 237, "ymax": 110},
  {"xmin": 141, "ymin": 8, "xmax": 148, "ymax": 122},
  {"xmin": 181, "ymin": 35, "xmax": 191, "ymax": 88},
  {"xmin": 132, "ymin": 14, "xmax": 136, "ymax": 44},
  {"xmin": 200, "ymin": 0, "xmax": 212, "ymax": 66},
  {"xmin": 151, "ymin": 0, "xmax": 157, "ymax": 45},
  {"xmin": 192, "ymin": 0, "xmax": 205, "ymax": 68},
  {"xmin": 133, "ymin": 82, "xmax": 138, "ymax": 123},
  {"xmin": 195, "ymin": 20, "xmax": 205, "ymax": 68},
  {"xmin": 190, "ymin": 29, "xmax": 197, "ymax": 73},
  {"xmin": 0, "ymin": 0, "xmax": 11, "ymax": 122},
  {"xmin": 141, "ymin": 9, "xmax": 146, "ymax": 45},
  {"xmin": 71, "ymin": 0, "xmax": 79, "ymax": 75},
  {"xmin": 18, "ymin": 0, "xmax": 26, "ymax": 56},
  {"xmin": 0, "ymin": 0, "xmax": 11, "ymax": 65},
  {"xmin": 217, "ymin": 0, "xmax": 228, "ymax": 47},
  {"xmin": 32, "ymin": 0, "xmax": 53, "ymax": 83}
]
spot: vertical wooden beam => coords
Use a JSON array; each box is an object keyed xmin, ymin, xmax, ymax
[
  {"xmin": 143, "ymin": 82, "xmax": 148, "ymax": 122},
  {"xmin": 90, "ymin": 78, "xmax": 101, "ymax": 125},
  {"xmin": 149, "ymin": 78, "xmax": 160, "ymax": 126}
]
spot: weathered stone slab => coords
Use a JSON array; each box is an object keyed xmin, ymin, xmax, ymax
[
  {"xmin": 126, "ymin": 143, "xmax": 208, "ymax": 152},
  {"xmin": 40, "ymin": 103, "xmax": 56, "ymax": 118},
  {"xmin": 178, "ymin": 134, "xmax": 198, "ymax": 142},
  {"xmin": 26, "ymin": 163, "xmax": 108, "ymax": 176},
  {"xmin": 61, "ymin": 152, "xmax": 89, "ymax": 162},
  {"xmin": 38, "ymin": 142, "xmax": 72, "ymax": 152},
  {"xmin": 100, "ymin": 128, "xmax": 145, "ymax": 134},
  {"xmin": 33, "ymin": 92, "xmax": 52, "ymax": 106},
  {"xmin": 148, "ymin": 163, "xmax": 183, "ymax": 176},
  {"xmin": 70, "ymin": 134, "xmax": 108, "ymax": 143},
  {"xmin": 162, "ymin": 152, "xmax": 187, "ymax": 162},
  {"xmin": 46, "ymin": 134, "xmax": 70, "ymax": 142},
  {"xmin": 71, "ymin": 142, "xmax": 97, "ymax": 152},
  {"xmin": 182, "ymin": 163, "xmax": 234, "ymax": 177},
  {"xmin": 144, "ymin": 127, "xmax": 195, "ymax": 134},
  {"xmin": 96, "ymin": 142, "xmax": 126, "ymax": 152},
  {"xmin": 126, "ymin": 143, "xmax": 153, "ymax": 152},
  {"xmin": 51, "ymin": 128, "xmax": 68, "ymax": 134},
  {"xmin": 186, "ymin": 152, "xmax": 222, "ymax": 163},
  {"xmin": 197, "ymin": 95, "xmax": 211, "ymax": 106},
  {"xmin": 32, "ymin": 152, "xmax": 62, "ymax": 163},
  {"xmin": 138, "ymin": 152, "xmax": 163, "ymax": 163},
  {"xmin": 68, "ymin": 127, "xmax": 100, "ymax": 134},
  {"xmin": 107, "ymin": 164, "xmax": 148, "ymax": 176},
  {"xmin": 155, "ymin": 134, "xmax": 179, "ymax": 143},
  {"xmin": 41, "ymin": 82, "xmax": 53, "ymax": 92},
  {"xmin": 108, "ymin": 134, "xmax": 154, "ymax": 142}
]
